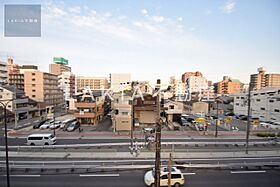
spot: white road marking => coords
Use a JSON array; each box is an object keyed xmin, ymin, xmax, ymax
[
  {"xmin": 182, "ymin": 173, "xmax": 196, "ymax": 175},
  {"xmin": 1, "ymin": 175, "xmax": 41, "ymax": 177},
  {"xmin": 79, "ymin": 174, "xmax": 120, "ymax": 177},
  {"xmin": 230, "ymin": 170, "xmax": 266, "ymax": 174}
]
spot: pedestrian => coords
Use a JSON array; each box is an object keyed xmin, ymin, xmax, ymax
[{"xmin": 79, "ymin": 127, "xmax": 81, "ymax": 133}]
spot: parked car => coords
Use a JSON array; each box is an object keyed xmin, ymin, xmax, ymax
[
  {"xmin": 134, "ymin": 118, "xmax": 140, "ymax": 127},
  {"xmin": 144, "ymin": 167, "xmax": 185, "ymax": 187},
  {"xmin": 50, "ymin": 121, "xmax": 62, "ymax": 129},
  {"xmin": 61, "ymin": 119, "xmax": 77, "ymax": 130},
  {"xmin": 66, "ymin": 121, "xmax": 80, "ymax": 132},
  {"xmin": 40, "ymin": 120, "xmax": 54, "ymax": 129},
  {"xmin": 33, "ymin": 119, "xmax": 47, "ymax": 129},
  {"xmin": 180, "ymin": 118, "xmax": 189, "ymax": 126}
]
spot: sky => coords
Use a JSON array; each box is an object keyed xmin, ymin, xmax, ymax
[{"xmin": 0, "ymin": 0, "xmax": 279, "ymax": 85}]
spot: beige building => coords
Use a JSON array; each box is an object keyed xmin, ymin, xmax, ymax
[
  {"xmin": 111, "ymin": 93, "xmax": 132, "ymax": 131},
  {"xmin": 192, "ymin": 102, "xmax": 209, "ymax": 115},
  {"xmin": 76, "ymin": 76, "xmax": 109, "ymax": 93},
  {"xmin": 0, "ymin": 60, "xmax": 8, "ymax": 85},
  {"xmin": 74, "ymin": 90, "xmax": 104, "ymax": 125},
  {"xmin": 49, "ymin": 63, "xmax": 71, "ymax": 76},
  {"xmin": 250, "ymin": 67, "xmax": 280, "ymax": 90},
  {"xmin": 134, "ymin": 94, "xmax": 157, "ymax": 124},
  {"xmin": 217, "ymin": 76, "xmax": 242, "ymax": 95}
]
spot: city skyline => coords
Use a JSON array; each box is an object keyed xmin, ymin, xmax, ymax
[{"xmin": 0, "ymin": 0, "xmax": 280, "ymax": 84}]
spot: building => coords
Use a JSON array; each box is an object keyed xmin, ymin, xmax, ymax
[
  {"xmin": 169, "ymin": 77, "xmax": 186, "ymax": 100},
  {"xmin": 233, "ymin": 88, "xmax": 280, "ymax": 122},
  {"xmin": 134, "ymin": 94, "xmax": 157, "ymax": 124},
  {"xmin": 76, "ymin": 76, "xmax": 109, "ymax": 93},
  {"xmin": 74, "ymin": 89, "xmax": 104, "ymax": 125},
  {"xmin": 0, "ymin": 85, "xmax": 38, "ymax": 124},
  {"xmin": 109, "ymin": 73, "xmax": 131, "ymax": 92},
  {"xmin": 0, "ymin": 60, "xmax": 8, "ymax": 85},
  {"xmin": 58, "ymin": 72, "xmax": 75, "ymax": 103},
  {"xmin": 186, "ymin": 76, "xmax": 208, "ymax": 93},
  {"xmin": 49, "ymin": 57, "xmax": 71, "ymax": 75},
  {"xmin": 7, "ymin": 57, "xmax": 20, "ymax": 74},
  {"xmin": 111, "ymin": 93, "xmax": 132, "ymax": 131},
  {"xmin": 181, "ymin": 71, "xmax": 203, "ymax": 83},
  {"xmin": 217, "ymin": 76, "xmax": 242, "ymax": 95},
  {"xmin": 250, "ymin": 67, "xmax": 280, "ymax": 90},
  {"xmin": 164, "ymin": 100, "xmax": 183, "ymax": 123}
]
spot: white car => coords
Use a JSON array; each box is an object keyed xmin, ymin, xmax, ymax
[
  {"xmin": 144, "ymin": 167, "xmax": 185, "ymax": 187},
  {"xmin": 49, "ymin": 121, "xmax": 61, "ymax": 129},
  {"xmin": 40, "ymin": 120, "xmax": 54, "ymax": 129}
]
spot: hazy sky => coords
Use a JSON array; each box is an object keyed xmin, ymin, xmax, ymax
[{"xmin": 0, "ymin": 0, "xmax": 279, "ymax": 85}]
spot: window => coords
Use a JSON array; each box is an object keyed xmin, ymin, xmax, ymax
[
  {"xmin": 171, "ymin": 174, "xmax": 182, "ymax": 179},
  {"xmin": 32, "ymin": 73, "xmax": 36, "ymax": 76},
  {"xmin": 32, "ymin": 95, "xmax": 36, "ymax": 98},
  {"xmin": 161, "ymin": 175, "xmax": 168, "ymax": 180},
  {"xmin": 32, "ymin": 78, "xmax": 36, "ymax": 81},
  {"xmin": 121, "ymin": 120, "xmax": 128, "ymax": 123},
  {"xmin": 275, "ymin": 109, "xmax": 280, "ymax": 113},
  {"xmin": 32, "ymin": 89, "xmax": 36, "ymax": 92},
  {"xmin": 261, "ymin": 107, "xmax": 265, "ymax": 111},
  {"xmin": 269, "ymin": 100, "xmax": 274, "ymax": 103},
  {"xmin": 122, "ymin": 112, "xmax": 129, "ymax": 115},
  {"xmin": 235, "ymin": 103, "xmax": 239, "ymax": 106},
  {"xmin": 8, "ymin": 105, "xmax": 11, "ymax": 108},
  {"xmin": 256, "ymin": 99, "xmax": 261, "ymax": 102},
  {"xmin": 170, "ymin": 105, "xmax": 174, "ymax": 109},
  {"xmin": 32, "ymin": 84, "xmax": 36, "ymax": 87}
]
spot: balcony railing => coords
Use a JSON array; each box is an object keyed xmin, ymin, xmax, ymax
[
  {"xmin": 75, "ymin": 102, "xmax": 96, "ymax": 108},
  {"xmin": 74, "ymin": 112, "xmax": 96, "ymax": 118}
]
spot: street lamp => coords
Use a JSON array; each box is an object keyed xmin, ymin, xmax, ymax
[{"xmin": 0, "ymin": 99, "xmax": 14, "ymax": 187}]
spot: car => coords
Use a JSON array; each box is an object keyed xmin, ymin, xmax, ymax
[
  {"xmin": 33, "ymin": 120, "xmax": 47, "ymax": 129},
  {"xmin": 134, "ymin": 118, "xmax": 140, "ymax": 127},
  {"xmin": 66, "ymin": 121, "xmax": 80, "ymax": 132},
  {"xmin": 144, "ymin": 167, "xmax": 185, "ymax": 187},
  {"xmin": 186, "ymin": 118, "xmax": 196, "ymax": 124},
  {"xmin": 50, "ymin": 121, "xmax": 62, "ymax": 129},
  {"xmin": 180, "ymin": 118, "xmax": 189, "ymax": 126},
  {"xmin": 40, "ymin": 120, "xmax": 54, "ymax": 129},
  {"xmin": 60, "ymin": 119, "xmax": 76, "ymax": 130},
  {"xmin": 225, "ymin": 112, "xmax": 235, "ymax": 116}
]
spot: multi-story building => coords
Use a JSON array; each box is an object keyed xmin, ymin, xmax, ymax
[
  {"xmin": 111, "ymin": 93, "xmax": 132, "ymax": 131},
  {"xmin": 109, "ymin": 73, "xmax": 131, "ymax": 92},
  {"xmin": 181, "ymin": 71, "xmax": 203, "ymax": 83},
  {"xmin": 76, "ymin": 76, "xmax": 109, "ymax": 93},
  {"xmin": 233, "ymin": 88, "xmax": 280, "ymax": 122},
  {"xmin": 186, "ymin": 76, "xmax": 208, "ymax": 93},
  {"xmin": 170, "ymin": 77, "xmax": 186, "ymax": 100},
  {"xmin": 217, "ymin": 76, "xmax": 242, "ymax": 95},
  {"xmin": 7, "ymin": 57, "xmax": 20, "ymax": 74},
  {"xmin": 74, "ymin": 89, "xmax": 104, "ymax": 125},
  {"xmin": 49, "ymin": 57, "xmax": 75, "ymax": 106},
  {"xmin": 49, "ymin": 57, "xmax": 71, "ymax": 75},
  {"xmin": 0, "ymin": 85, "xmax": 38, "ymax": 123},
  {"xmin": 0, "ymin": 60, "xmax": 8, "ymax": 85},
  {"xmin": 250, "ymin": 67, "xmax": 280, "ymax": 90},
  {"xmin": 134, "ymin": 94, "xmax": 157, "ymax": 124}
]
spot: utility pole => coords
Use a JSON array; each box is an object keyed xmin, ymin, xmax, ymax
[
  {"xmin": 130, "ymin": 98, "xmax": 134, "ymax": 148},
  {"xmin": 215, "ymin": 100, "xmax": 219, "ymax": 137},
  {"xmin": 168, "ymin": 153, "xmax": 172, "ymax": 187},
  {"xmin": 245, "ymin": 83, "xmax": 252, "ymax": 154},
  {"xmin": 154, "ymin": 79, "xmax": 161, "ymax": 187},
  {"xmin": 13, "ymin": 85, "xmax": 17, "ymax": 129}
]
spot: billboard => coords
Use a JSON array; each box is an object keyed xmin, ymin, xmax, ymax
[{"xmin": 53, "ymin": 57, "xmax": 68, "ymax": 65}]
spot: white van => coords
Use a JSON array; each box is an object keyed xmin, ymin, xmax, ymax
[{"xmin": 27, "ymin": 134, "xmax": 56, "ymax": 146}]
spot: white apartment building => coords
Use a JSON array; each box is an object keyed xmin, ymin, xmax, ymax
[
  {"xmin": 110, "ymin": 73, "xmax": 131, "ymax": 93},
  {"xmin": 186, "ymin": 76, "xmax": 208, "ymax": 93},
  {"xmin": 233, "ymin": 88, "xmax": 280, "ymax": 122},
  {"xmin": 58, "ymin": 72, "xmax": 73, "ymax": 101},
  {"xmin": 0, "ymin": 60, "xmax": 8, "ymax": 85},
  {"xmin": 169, "ymin": 77, "xmax": 186, "ymax": 99}
]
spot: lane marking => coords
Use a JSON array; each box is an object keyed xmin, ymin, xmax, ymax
[
  {"xmin": 1, "ymin": 175, "xmax": 41, "ymax": 177},
  {"xmin": 79, "ymin": 174, "xmax": 120, "ymax": 177},
  {"xmin": 230, "ymin": 170, "xmax": 266, "ymax": 174},
  {"xmin": 183, "ymin": 173, "xmax": 196, "ymax": 175}
]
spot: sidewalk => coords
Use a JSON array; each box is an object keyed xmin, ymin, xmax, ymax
[{"xmin": 1, "ymin": 150, "xmax": 279, "ymax": 159}]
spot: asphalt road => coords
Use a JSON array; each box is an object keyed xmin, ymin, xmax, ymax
[{"xmin": 0, "ymin": 169, "xmax": 279, "ymax": 187}]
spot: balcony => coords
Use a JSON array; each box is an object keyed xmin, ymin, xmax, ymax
[
  {"xmin": 75, "ymin": 102, "xmax": 96, "ymax": 108},
  {"xmin": 74, "ymin": 112, "xmax": 96, "ymax": 118}
]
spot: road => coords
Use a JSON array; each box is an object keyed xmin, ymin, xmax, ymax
[{"xmin": 0, "ymin": 169, "xmax": 279, "ymax": 187}]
